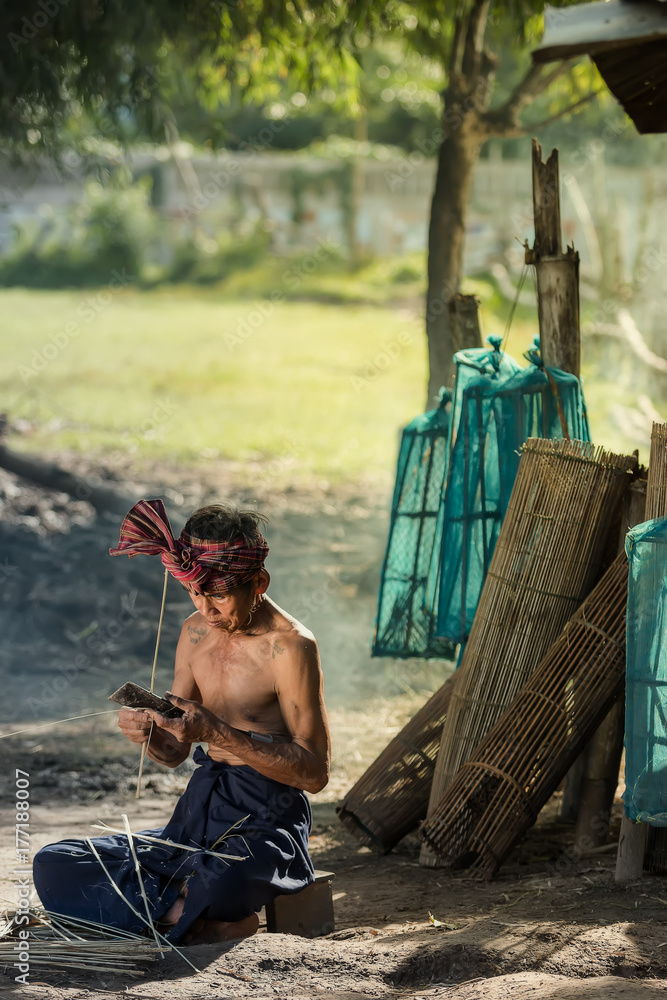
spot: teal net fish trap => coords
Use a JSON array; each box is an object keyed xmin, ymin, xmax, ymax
[
  {"xmin": 431, "ymin": 336, "xmax": 590, "ymax": 645},
  {"xmin": 372, "ymin": 391, "xmax": 456, "ymax": 659},
  {"xmin": 373, "ymin": 336, "xmax": 590, "ymax": 658},
  {"xmin": 623, "ymin": 515, "xmax": 667, "ymax": 825}
]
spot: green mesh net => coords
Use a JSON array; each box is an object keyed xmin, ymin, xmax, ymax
[
  {"xmin": 372, "ymin": 390, "xmax": 456, "ymax": 659},
  {"xmin": 623, "ymin": 516, "xmax": 667, "ymax": 824},
  {"xmin": 372, "ymin": 336, "xmax": 590, "ymax": 659}
]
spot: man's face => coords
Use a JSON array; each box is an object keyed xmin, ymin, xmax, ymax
[{"xmin": 184, "ymin": 581, "xmax": 255, "ymax": 633}]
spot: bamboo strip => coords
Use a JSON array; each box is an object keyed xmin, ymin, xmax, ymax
[
  {"xmin": 420, "ymin": 438, "xmax": 635, "ymax": 865},
  {"xmin": 420, "ymin": 553, "xmax": 629, "ymax": 876},
  {"xmin": 337, "ymin": 675, "xmax": 456, "ymax": 851}
]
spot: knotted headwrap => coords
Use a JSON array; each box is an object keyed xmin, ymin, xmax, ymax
[{"xmin": 109, "ymin": 499, "xmax": 269, "ymax": 595}]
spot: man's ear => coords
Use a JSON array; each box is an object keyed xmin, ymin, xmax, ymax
[{"xmin": 255, "ymin": 568, "xmax": 270, "ymax": 595}]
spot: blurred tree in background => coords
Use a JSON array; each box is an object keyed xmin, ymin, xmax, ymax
[{"xmin": 0, "ymin": 0, "xmax": 617, "ymax": 398}]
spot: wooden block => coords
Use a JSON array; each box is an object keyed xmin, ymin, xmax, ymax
[{"xmin": 266, "ymin": 870, "xmax": 335, "ymax": 938}]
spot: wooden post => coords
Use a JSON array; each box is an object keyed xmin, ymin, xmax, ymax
[
  {"xmin": 576, "ymin": 479, "xmax": 647, "ymax": 855},
  {"xmin": 573, "ymin": 699, "xmax": 625, "ymax": 852},
  {"xmin": 525, "ymin": 138, "xmax": 580, "ymax": 377},
  {"xmin": 525, "ymin": 139, "xmax": 585, "ymax": 820},
  {"xmin": 448, "ymin": 293, "xmax": 483, "ymax": 354},
  {"xmin": 616, "ymin": 819, "xmax": 647, "ymax": 882}
]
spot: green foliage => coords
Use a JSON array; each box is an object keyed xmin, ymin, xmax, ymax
[
  {"xmin": 165, "ymin": 228, "xmax": 270, "ymax": 285},
  {"xmin": 0, "ymin": 177, "xmax": 156, "ymax": 287},
  {"xmin": 0, "ymin": 172, "xmax": 271, "ymax": 288}
]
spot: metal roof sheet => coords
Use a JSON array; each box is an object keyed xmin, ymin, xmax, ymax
[{"xmin": 533, "ymin": 1, "xmax": 667, "ymax": 133}]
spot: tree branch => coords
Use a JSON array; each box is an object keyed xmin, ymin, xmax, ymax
[
  {"xmin": 462, "ymin": 0, "xmax": 492, "ymax": 80},
  {"xmin": 480, "ymin": 59, "xmax": 572, "ymax": 136},
  {"xmin": 526, "ymin": 88, "xmax": 605, "ymax": 131}
]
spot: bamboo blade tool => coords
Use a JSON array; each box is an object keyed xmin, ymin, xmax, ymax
[{"xmin": 136, "ymin": 566, "xmax": 169, "ymax": 798}]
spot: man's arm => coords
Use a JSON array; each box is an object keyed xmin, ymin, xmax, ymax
[
  {"xmin": 117, "ymin": 619, "xmax": 199, "ymax": 768},
  {"xmin": 148, "ymin": 634, "xmax": 330, "ymax": 792}
]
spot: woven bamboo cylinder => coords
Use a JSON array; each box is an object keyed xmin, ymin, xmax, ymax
[
  {"xmin": 336, "ymin": 675, "xmax": 456, "ymax": 852},
  {"xmin": 420, "ymin": 438, "xmax": 636, "ymax": 865},
  {"xmin": 420, "ymin": 552, "xmax": 629, "ymax": 877}
]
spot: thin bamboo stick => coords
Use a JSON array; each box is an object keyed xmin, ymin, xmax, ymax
[
  {"xmin": 84, "ymin": 838, "xmax": 199, "ymax": 974},
  {"xmin": 122, "ymin": 813, "xmax": 164, "ymax": 957},
  {"xmin": 137, "ymin": 565, "xmax": 169, "ymax": 798}
]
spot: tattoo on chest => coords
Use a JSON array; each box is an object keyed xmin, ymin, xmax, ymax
[
  {"xmin": 188, "ymin": 625, "xmax": 208, "ymax": 645},
  {"xmin": 272, "ymin": 640, "xmax": 285, "ymax": 658}
]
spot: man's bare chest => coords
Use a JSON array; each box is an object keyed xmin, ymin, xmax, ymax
[{"xmin": 189, "ymin": 637, "xmax": 281, "ymax": 727}]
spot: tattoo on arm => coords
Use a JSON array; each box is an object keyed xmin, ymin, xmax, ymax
[
  {"xmin": 272, "ymin": 640, "xmax": 285, "ymax": 658},
  {"xmin": 187, "ymin": 625, "xmax": 207, "ymax": 645}
]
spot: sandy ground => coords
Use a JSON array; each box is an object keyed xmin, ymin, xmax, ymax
[{"xmin": 2, "ymin": 456, "xmax": 667, "ymax": 998}]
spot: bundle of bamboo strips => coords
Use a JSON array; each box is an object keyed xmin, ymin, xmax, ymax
[
  {"xmin": 336, "ymin": 674, "xmax": 456, "ymax": 851},
  {"xmin": 420, "ymin": 552, "xmax": 629, "ymax": 876},
  {"xmin": 421, "ymin": 438, "xmax": 636, "ymax": 865},
  {"xmin": 646, "ymin": 422, "xmax": 667, "ymax": 521},
  {"xmin": 0, "ymin": 908, "xmax": 162, "ymax": 976}
]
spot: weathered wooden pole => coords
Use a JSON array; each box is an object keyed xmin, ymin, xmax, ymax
[
  {"xmin": 448, "ymin": 293, "xmax": 484, "ymax": 354},
  {"xmin": 575, "ymin": 483, "xmax": 646, "ymax": 856},
  {"xmin": 524, "ymin": 139, "xmax": 586, "ymax": 821},
  {"xmin": 524, "ymin": 138, "xmax": 580, "ymax": 377}
]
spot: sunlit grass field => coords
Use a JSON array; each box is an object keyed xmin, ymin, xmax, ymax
[{"xmin": 0, "ymin": 263, "xmax": 661, "ymax": 485}]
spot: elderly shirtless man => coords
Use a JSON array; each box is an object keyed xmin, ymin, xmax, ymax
[{"xmin": 33, "ymin": 500, "xmax": 330, "ymax": 946}]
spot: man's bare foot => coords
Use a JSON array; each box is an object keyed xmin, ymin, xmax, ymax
[
  {"xmin": 184, "ymin": 911, "xmax": 259, "ymax": 945},
  {"xmin": 160, "ymin": 895, "xmax": 185, "ymax": 927}
]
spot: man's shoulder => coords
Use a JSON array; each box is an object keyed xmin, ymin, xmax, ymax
[
  {"xmin": 179, "ymin": 611, "xmax": 209, "ymax": 646},
  {"xmin": 267, "ymin": 601, "xmax": 316, "ymax": 645}
]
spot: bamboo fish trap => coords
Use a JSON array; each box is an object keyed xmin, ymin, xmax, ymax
[
  {"xmin": 420, "ymin": 438, "xmax": 636, "ymax": 865},
  {"xmin": 336, "ymin": 674, "xmax": 456, "ymax": 852},
  {"xmin": 420, "ymin": 551, "xmax": 629, "ymax": 877}
]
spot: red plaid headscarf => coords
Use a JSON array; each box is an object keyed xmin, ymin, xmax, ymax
[{"xmin": 109, "ymin": 499, "xmax": 269, "ymax": 595}]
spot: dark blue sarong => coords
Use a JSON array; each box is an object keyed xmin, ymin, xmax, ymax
[{"xmin": 33, "ymin": 747, "xmax": 314, "ymax": 943}]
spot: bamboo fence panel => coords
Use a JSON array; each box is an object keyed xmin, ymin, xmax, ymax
[
  {"xmin": 420, "ymin": 552, "xmax": 629, "ymax": 877},
  {"xmin": 420, "ymin": 438, "xmax": 636, "ymax": 865},
  {"xmin": 337, "ymin": 674, "xmax": 456, "ymax": 852}
]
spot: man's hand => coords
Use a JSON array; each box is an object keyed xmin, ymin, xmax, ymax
[
  {"xmin": 144, "ymin": 692, "xmax": 224, "ymax": 746},
  {"xmin": 117, "ymin": 708, "xmax": 153, "ymax": 746}
]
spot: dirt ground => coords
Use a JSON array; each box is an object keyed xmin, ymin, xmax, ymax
[{"xmin": 2, "ymin": 455, "xmax": 667, "ymax": 999}]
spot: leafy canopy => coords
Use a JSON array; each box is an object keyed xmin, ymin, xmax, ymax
[{"xmin": 1, "ymin": 0, "xmax": 600, "ymax": 152}]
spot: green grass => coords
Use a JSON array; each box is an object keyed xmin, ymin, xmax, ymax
[
  {"xmin": 0, "ymin": 285, "xmax": 430, "ymax": 484},
  {"xmin": 1, "ymin": 264, "xmax": 661, "ymax": 487}
]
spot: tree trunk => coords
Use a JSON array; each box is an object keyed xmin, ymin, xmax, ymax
[{"xmin": 426, "ymin": 124, "xmax": 483, "ymax": 406}]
